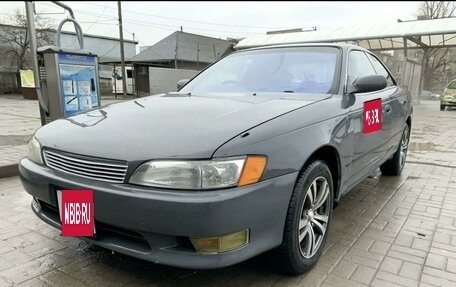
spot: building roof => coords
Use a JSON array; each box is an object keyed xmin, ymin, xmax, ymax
[
  {"xmin": 0, "ymin": 23, "xmax": 138, "ymax": 44},
  {"xmin": 235, "ymin": 17, "xmax": 456, "ymax": 51},
  {"xmin": 131, "ymin": 31, "xmax": 233, "ymax": 64},
  {"xmin": 60, "ymin": 30, "xmax": 138, "ymax": 44}
]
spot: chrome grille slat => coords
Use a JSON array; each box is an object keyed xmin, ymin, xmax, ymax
[
  {"xmin": 43, "ymin": 149, "xmax": 128, "ymax": 183},
  {"xmin": 45, "ymin": 153, "xmax": 127, "ymax": 172},
  {"xmin": 46, "ymin": 158, "xmax": 126, "ymax": 177},
  {"xmin": 44, "ymin": 150, "xmax": 127, "ymax": 168},
  {"xmin": 48, "ymin": 162, "xmax": 124, "ymax": 181}
]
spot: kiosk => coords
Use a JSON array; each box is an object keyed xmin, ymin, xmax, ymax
[{"xmin": 37, "ymin": 47, "xmax": 100, "ymax": 125}]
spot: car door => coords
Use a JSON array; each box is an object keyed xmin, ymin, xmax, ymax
[
  {"xmin": 346, "ymin": 50, "xmax": 393, "ymax": 187},
  {"xmin": 365, "ymin": 52, "xmax": 405, "ymax": 155}
]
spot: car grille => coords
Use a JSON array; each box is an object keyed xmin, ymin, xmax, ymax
[{"xmin": 43, "ymin": 149, "xmax": 128, "ymax": 183}]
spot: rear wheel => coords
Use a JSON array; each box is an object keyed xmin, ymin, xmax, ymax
[
  {"xmin": 441, "ymin": 105, "xmax": 446, "ymax": 111},
  {"xmin": 380, "ymin": 124, "xmax": 410, "ymax": 176},
  {"xmin": 274, "ymin": 160, "xmax": 333, "ymax": 275}
]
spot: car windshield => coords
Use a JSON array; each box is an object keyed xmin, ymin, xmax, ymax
[
  {"xmin": 447, "ymin": 81, "xmax": 456, "ymax": 89},
  {"xmin": 181, "ymin": 47, "xmax": 340, "ymax": 94}
]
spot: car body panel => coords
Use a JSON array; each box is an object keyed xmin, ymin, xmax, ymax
[
  {"xmin": 35, "ymin": 93, "xmax": 321, "ymax": 162},
  {"xmin": 20, "ymin": 157, "xmax": 298, "ymax": 269}
]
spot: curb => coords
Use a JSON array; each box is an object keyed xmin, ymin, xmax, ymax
[{"xmin": 0, "ymin": 164, "xmax": 19, "ymax": 179}]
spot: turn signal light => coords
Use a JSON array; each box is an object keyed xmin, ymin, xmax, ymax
[{"xmin": 238, "ymin": 156, "xmax": 267, "ymax": 187}]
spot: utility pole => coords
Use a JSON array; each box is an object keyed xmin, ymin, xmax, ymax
[
  {"xmin": 196, "ymin": 43, "xmax": 200, "ymax": 69},
  {"xmin": 25, "ymin": 1, "xmax": 48, "ymax": 124},
  {"xmin": 117, "ymin": 1, "xmax": 127, "ymax": 98},
  {"xmin": 174, "ymin": 32, "xmax": 178, "ymax": 68}
]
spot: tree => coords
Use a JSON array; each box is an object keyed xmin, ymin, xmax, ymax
[
  {"xmin": 417, "ymin": 1, "xmax": 456, "ymax": 92},
  {"xmin": 0, "ymin": 9, "xmax": 54, "ymax": 92}
]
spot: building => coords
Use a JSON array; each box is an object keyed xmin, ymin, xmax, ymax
[
  {"xmin": 374, "ymin": 50, "xmax": 423, "ymax": 86},
  {"xmin": 132, "ymin": 31, "xmax": 234, "ymax": 70},
  {"xmin": 0, "ymin": 23, "xmax": 137, "ymax": 95},
  {"xmin": 129, "ymin": 31, "xmax": 235, "ymax": 96}
]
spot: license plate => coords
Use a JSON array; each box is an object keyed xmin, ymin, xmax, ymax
[{"xmin": 57, "ymin": 189, "xmax": 96, "ymax": 236}]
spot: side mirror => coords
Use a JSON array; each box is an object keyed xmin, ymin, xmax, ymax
[
  {"xmin": 348, "ymin": 75, "xmax": 387, "ymax": 94},
  {"xmin": 177, "ymin": 79, "xmax": 190, "ymax": 91}
]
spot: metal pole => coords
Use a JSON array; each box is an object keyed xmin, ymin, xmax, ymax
[
  {"xmin": 117, "ymin": 1, "xmax": 127, "ymax": 98},
  {"xmin": 174, "ymin": 32, "xmax": 178, "ymax": 68},
  {"xmin": 418, "ymin": 48, "xmax": 429, "ymax": 106},
  {"xmin": 25, "ymin": 1, "xmax": 48, "ymax": 118},
  {"xmin": 113, "ymin": 63, "xmax": 117, "ymax": 99},
  {"xmin": 401, "ymin": 38, "xmax": 408, "ymax": 90},
  {"xmin": 51, "ymin": 1, "xmax": 75, "ymax": 19},
  {"xmin": 196, "ymin": 43, "xmax": 199, "ymax": 69}
]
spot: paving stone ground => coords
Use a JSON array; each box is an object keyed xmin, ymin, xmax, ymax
[
  {"xmin": 0, "ymin": 99, "xmax": 455, "ymax": 286},
  {"xmin": 0, "ymin": 95, "xmax": 124, "ymax": 166}
]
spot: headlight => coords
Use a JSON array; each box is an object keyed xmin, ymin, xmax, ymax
[
  {"xmin": 129, "ymin": 155, "xmax": 267, "ymax": 190},
  {"xmin": 27, "ymin": 136, "xmax": 43, "ymax": 165}
]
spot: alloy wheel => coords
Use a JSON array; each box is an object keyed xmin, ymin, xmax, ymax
[
  {"xmin": 297, "ymin": 176, "xmax": 331, "ymax": 258},
  {"xmin": 400, "ymin": 125, "xmax": 410, "ymax": 169}
]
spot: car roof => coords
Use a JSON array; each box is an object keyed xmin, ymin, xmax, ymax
[{"xmin": 239, "ymin": 42, "xmax": 367, "ymax": 53}]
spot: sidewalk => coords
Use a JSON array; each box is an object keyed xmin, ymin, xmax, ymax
[
  {"xmin": 0, "ymin": 95, "xmax": 40, "ymax": 178},
  {"xmin": 1, "ymin": 98, "xmax": 456, "ymax": 286},
  {"xmin": 407, "ymin": 100, "xmax": 456, "ymax": 167},
  {"xmin": 0, "ymin": 95, "xmax": 126, "ymax": 178}
]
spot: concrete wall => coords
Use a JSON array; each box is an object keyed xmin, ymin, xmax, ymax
[
  {"xmin": 149, "ymin": 67, "xmax": 199, "ymax": 95},
  {"xmin": 0, "ymin": 73, "xmax": 16, "ymax": 94},
  {"xmin": 167, "ymin": 60, "xmax": 211, "ymax": 71}
]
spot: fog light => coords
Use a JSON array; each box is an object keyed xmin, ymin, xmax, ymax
[{"xmin": 190, "ymin": 229, "xmax": 249, "ymax": 253}]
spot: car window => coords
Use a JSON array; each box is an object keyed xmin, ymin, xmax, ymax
[
  {"xmin": 366, "ymin": 53, "xmax": 395, "ymax": 86},
  {"xmin": 347, "ymin": 50, "xmax": 376, "ymax": 86},
  {"xmin": 447, "ymin": 81, "xmax": 456, "ymax": 89},
  {"xmin": 181, "ymin": 47, "xmax": 340, "ymax": 94}
]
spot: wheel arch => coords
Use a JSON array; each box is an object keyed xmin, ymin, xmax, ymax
[{"xmin": 299, "ymin": 145, "xmax": 341, "ymax": 203}]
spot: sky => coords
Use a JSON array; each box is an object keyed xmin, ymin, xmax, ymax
[{"xmin": 1, "ymin": 1, "xmax": 423, "ymax": 51}]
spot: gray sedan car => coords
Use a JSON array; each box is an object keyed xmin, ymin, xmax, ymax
[{"xmin": 20, "ymin": 43, "xmax": 412, "ymax": 274}]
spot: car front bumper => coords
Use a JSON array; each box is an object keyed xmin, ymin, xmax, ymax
[
  {"xmin": 19, "ymin": 158, "xmax": 297, "ymax": 269},
  {"xmin": 441, "ymin": 99, "xmax": 456, "ymax": 106}
]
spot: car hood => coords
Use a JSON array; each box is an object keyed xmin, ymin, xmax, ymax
[{"xmin": 36, "ymin": 93, "xmax": 326, "ymax": 161}]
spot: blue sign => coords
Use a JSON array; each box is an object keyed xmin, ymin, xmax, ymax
[
  {"xmin": 58, "ymin": 53, "xmax": 99, "ymax": 117},
  {"xmin": 58, "ymin": 53, "xmax": 96, "ymax": 65}
]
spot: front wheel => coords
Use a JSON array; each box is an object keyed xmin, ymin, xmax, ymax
[
  {"xmin": 380, "ymin": 124, "xmax": 410, "ymax": 176},
  {"xmin": 274, "ymin": 160, "xmax": 333, "ymax": 275}
]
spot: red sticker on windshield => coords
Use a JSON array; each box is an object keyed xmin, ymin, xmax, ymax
[
  {"xmin": 364, "ymin": 99, "xmax": 382, "ymax": 134},
  {"xmin": 61, "ymin": 190, "xmax": 94, "ymax": 237}
]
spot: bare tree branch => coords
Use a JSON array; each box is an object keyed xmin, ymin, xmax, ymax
[
  {"xmin": 417, "ymin": 1, "xmax": 456, "ymax": 91},
  {"xmin": 0, "ymin": 8, "xmax": 54, "ymax": 92}
]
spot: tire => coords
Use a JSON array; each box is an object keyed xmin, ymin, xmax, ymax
[
  {"xmin": 380, "ymin": 124, "xmax": 410, "ymax": 176},
  {"xmin": 274, "ymin": 160, "xmax": 334, "ymax": 275},
  {"xmin": 440, "ymin": 105, "xmax": 445, "ymax": 111}
]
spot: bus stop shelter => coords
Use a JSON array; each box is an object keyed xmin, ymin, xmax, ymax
[{"xmin": 235, "ymin": 17, "xmax": 456, "ymax": 104}]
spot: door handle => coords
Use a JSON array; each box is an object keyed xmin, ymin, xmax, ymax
[{"xmin": 384, "ymin": 104, "xmax": 392, "ymax": 114}]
